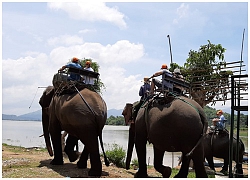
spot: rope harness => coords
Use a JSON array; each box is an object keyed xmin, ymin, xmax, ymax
[
  {"xmin": 52, "ymin": 81, "xmax": 109, "ymax": 166},
  {"xmin": 141, "ymin": 92, "xmax": 206, "ymax": 156}
]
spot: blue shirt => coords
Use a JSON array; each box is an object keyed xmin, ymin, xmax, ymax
[
  {"xmin": 65, "ymin": 62, "xmax": 82, "ymax": 80},
  {"xmin": 139, "ymin": 83, "xmax": 151, "ymax": 100},
  {"xmin": 217, "ymin": 115, "xmax": 226, "ymax": 130}
]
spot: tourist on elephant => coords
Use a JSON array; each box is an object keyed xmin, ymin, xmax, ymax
[
  {"xmin": 59, "ymin": 57, "xmax": 82, "ymax": 81},
  {"xmin": 149, "ymin": 64, "xmax": 173, "ymax": 95},
  {"xmin": 212, "ymin": 110, "xmax": 226, "ymax": 130},
  {"xmin": 83, "ymin": 61, "xmax": 94, "ymax": 85},
  {"xmin": 132, "ymin": 77, "xmax": 151, "ymax": 121},
  {"xmin": 173, "ymin": 68, "xmax": 184, "ymax": 95}
]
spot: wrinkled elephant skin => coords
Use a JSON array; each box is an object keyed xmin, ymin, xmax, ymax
[
  {"xmin": 123, "ymin": 96, "xmax": 208, "ymax": 178},
  {"xmin": 39, "ymin": 86, "xmax": 108, "ymax": 176}
]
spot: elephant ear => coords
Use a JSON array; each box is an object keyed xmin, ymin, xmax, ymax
[
  {"xmin": 39, "ymin": 86, "xmax": 54, "ymax": 108},
  {"xmin": 45, "ymin": 86, "xmax": 54, "ymax": 96}
]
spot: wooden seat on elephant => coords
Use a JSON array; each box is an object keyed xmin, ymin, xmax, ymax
[
  {"xmin": 68, "ymin": 67, "xmax": 100, "ymax": 79},
  {"xmin": 155, "ymin": 74, "xmax": 190, "ymax": 97},
  {"xmin": 54, "ymin": 67, "xmax": 100, "ymax": 95}
]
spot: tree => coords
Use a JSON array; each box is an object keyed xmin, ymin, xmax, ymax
[
  {"xmin": 106, "ymin": 116, "xmax": 125, "ymax": 126},
  {"xmin": 179, "ymin": 40, "xmax": 232, "ymax": 107}
]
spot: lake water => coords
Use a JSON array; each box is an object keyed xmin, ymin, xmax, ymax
[
  {"xmin": 2, "ymin": 120, "xmax": 181, "ymax": 167},
  {"xmin": 2, "ymin": 120, "xmax": 248, "ymax": 167}
]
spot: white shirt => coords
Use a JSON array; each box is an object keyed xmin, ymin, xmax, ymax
[{"xmin": 83, "ymin": 67, "xmax": 94, "ymax": 85}]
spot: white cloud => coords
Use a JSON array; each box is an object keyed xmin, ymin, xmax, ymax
[
  {"xmin": 172, "ymin": 3, "xmax": 209, "ymax": 35},
  {"xmin": 47, "ymin": 2, "xmax": 127, "ymax": 29},
  {"xmin": 49, "ymin": 40, "xmax": 144, "ymax": 66},
  {"xmin": 47, "ymin": 35, "xmax": 84, "ymax": 47},
  {"xmin": 173, "ymin": 3, "xmax": 189, "ymax": 24},
  {"xmin": 78, "ymin": 29, "xmax": 97, "ymax": 34},
  {"xmin": 2, "ymin": 40, "xmax": 144, "ymax": 115}
]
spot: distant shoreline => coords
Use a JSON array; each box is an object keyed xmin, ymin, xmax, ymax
[{"xmin": 2, "ymin": 119, "xmax": 41, "ymax": 122}]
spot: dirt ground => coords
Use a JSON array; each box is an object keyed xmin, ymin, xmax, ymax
[
  {"xmin": 2, "ymin": 144, "xmax": 248, "ymax": 178},
  {"xmin": 2, "ymin": 144, "xmax": 161, "ymax": 178}
]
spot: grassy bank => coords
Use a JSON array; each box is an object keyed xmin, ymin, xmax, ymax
[{"xmin": 2, "ymin": 143, "xmax": 219, "ymax": 178}]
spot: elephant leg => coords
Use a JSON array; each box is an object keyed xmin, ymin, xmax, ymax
[
  {"xmin": 88, "ymin": 151, "xmax": 102, "ymax": 177},
  {"xmin": 235, "ymin": 163, "xmax": 243, "ymax": 177},
  {"xmin": 174, "ymin": 153, "xmax": 190, "ymax": 178},
  {"xmin": 125, "ymin": 125, "xmax": 135, "ymax": 170},
  {"xmin": 222, "ymin": 158, "xmax": 228, "ymax": 172},
  {"xmin": 64, "ymin": 134, "xmax": 79, "ymax": 162},
  {"xmin": 77, "ymin": 146, "xmax": 89, "ymax": 169},
  {"xmin": 206, "ymin": 155, "xmax": 215, "ymax": 171},
  {"xmin": 153, "ymin": 146, "xmax": 171, "ymax": 178},
  {"xmin": 82, "ymin": 133, "xmax": 102, "ymax": 177},
  {"xmin": 134, "ymin": 131, "xmax": 148, "ymax": 177},
  {"xmin": 235, "ymin": 153, "xmax": 244, "ymax": 177},
  {"xmin": 192, "ymin": 145, "xmax": 208, "ymax": 178},
  {"xmin": 49, "ymin": 120, "xmax": 63, "ymax": 165}
]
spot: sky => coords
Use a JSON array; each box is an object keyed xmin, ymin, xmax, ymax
[{"xmin": 2, "ymin": 1, "xmax": 248, "ymax": 116}]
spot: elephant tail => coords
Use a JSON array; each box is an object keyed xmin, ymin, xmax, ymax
[{"xmin": 99, "ymin": 133, "xmax": 109, "ymax": 166}]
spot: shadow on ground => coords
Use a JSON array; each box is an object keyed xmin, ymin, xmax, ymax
[{"xmin": 38, "ymin": 159, "xmax": 109, "ymax": 178}]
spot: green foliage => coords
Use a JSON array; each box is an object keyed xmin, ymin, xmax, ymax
[
  {"xmin": 106, "ymin": 116, "xmax": 125, "ymax": 126},
  {"xmin": 131, "ymin": 158, "xmax": 139, "ymax": 166},
  {"xmin": 203, "ymin": 106, "xmax": 248, "ymax": 128},
  {"xmin": 169, "ymin": 63, "xmax": 182, "ymax": 72},
  {"xmin": 169, "ymin": 168, "xmax": 215, "ymax": 178},
  {"xmin": 183, "ymin": 40, "xmax": 227, "ymax": 81},
  {"xmin": 171, "ymin": 40, "xmax": 234, "ymax": 107},
  {"xmin": 79, "ymin": 58, "xmax": 99, "ymax": 72},
  {"xmin": 105, "ymin": 143, "xmax": 126, "ymax": 168}
]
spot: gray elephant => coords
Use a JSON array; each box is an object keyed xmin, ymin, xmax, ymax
[
  {"xmin": 204, "ymin": 128, "xmax": 245, "ymax": 177},
  {"xmin": 39, "ymin": 86, "xmax": 109, "ymax": 176},
  {"xmin": 122, "ymin": 96, "xmax": 208, "ymax": 178}
]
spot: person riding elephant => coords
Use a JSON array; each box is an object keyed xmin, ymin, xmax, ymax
[
  {"xmin": 59, "ymin": 57, "xmax": 82, "ymax": 81},
  {"xmin": 122, "ymin": 95, "xmax": 208, "ymax": 178},
  {"xmin": 203, "ymin": 128, "xmax": 245, "ymax": 177},
  {"xmin": 212, "ymin": 110, "xmax": 226, "ymax": 131},
  {"xmin": 39, "ymin": 86, "xmax": 109, "ymax": 176},
  {"xmin": 83, "ymin": 60, "xmax": 94, "ymax": 85},
  {"xmin": 132, "ymin": 77, "xmax": 151, "ymax": 121},
  {"xmin": 172, "ymin": 68, "xmax": 185, "ymax": 95},
  {"xmin": 149, "ymin": 64, "xmax": 173, "ymax": 95}
]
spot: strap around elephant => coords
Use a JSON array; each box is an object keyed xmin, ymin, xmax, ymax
[
  {"xmin": 73, "ymin": 84, "xmax": 96, "ymax": 116},
  {"xmin": 168, "ymin": 92, "xmax": 199, "ymax": 114}
]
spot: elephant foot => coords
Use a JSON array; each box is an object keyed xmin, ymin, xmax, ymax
[
  {"xmin": 50, "ymin": 159, "xmax": 64, "ymax": 165},
  {"xmin": 220, "ymin": 169, "xmax": 228, "ymax": 176},
  {"xmin": 77, "ymin": 160, "xmax": 87, "ymax": 169},
  {"xmin": 88, "ymin": 169, "xmax": 102, "ymax": 177},
  {"xmin": 66, "ymin": 151, "xmax": 79, "ymax": 162},
  {"xmin": 134, "ymin": 171, "xmax": 148, "ymax": 178},
  {"xmin": 162, "ymin": 167, "xmax": 172, "ymax": 178}
]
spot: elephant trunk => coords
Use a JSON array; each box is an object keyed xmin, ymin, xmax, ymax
[
  {"xmin": 125, "ymin": 123, "xmax": 135, "ymax": 170},
  {"xmin": 42, "ymin": 108, "xmax": 53, "ymax": 156}
]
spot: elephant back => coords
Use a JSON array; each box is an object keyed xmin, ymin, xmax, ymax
[
  {"xmin": 143, "ymin": 96, "xmax": 207, "ymax": 152},
  {"xmin": 54, "ymin": 88, "xmax": 107, "ymax": 129}
]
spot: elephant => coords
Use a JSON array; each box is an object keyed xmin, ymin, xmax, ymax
[
  {"xmin": 203, "ymin": 128, "xmax": 245, "ymax": 177},
  {"xmin": 122, "ymin": 95, "xmax": 208, "ymax": 178},
  {"xmin": 122, "ymin": 102, "xmax": 136, "ymax": 170},
  {"xmin": 39, "ymin": 85, "xmax": 109, "ymax": 176}
]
